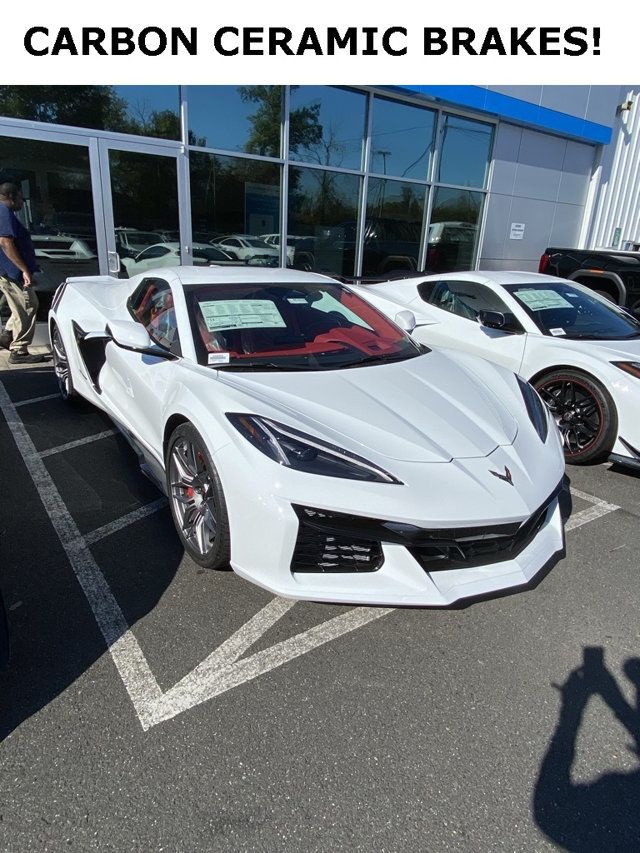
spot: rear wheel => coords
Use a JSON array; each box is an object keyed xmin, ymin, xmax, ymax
[
  {"xmin": 51, "ymin": 323, "xmax": 77, "ymax": 402},
  {"xmin": 534, "ymin": 370, "xmax": 617, "ymax": 464},
  {"xmin": 166, "ymin": 423, "xmax": 231, "ymax": 569}
]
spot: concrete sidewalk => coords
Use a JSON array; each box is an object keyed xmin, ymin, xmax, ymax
[{"xmin": 0, "ymin": 322, "xmax": 52, "ymax": 370}]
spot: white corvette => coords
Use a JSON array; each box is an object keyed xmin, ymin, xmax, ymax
[
  {"xmin": 353, "ymin": 271, "xmax": 640, "ymax": 470},
  {"xmin": 49, "ymin": 267, "xmax": 565, "ymax": 606}
]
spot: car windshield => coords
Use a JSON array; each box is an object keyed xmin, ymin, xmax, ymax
[
  {"xmin": 246, "ymin": 239, "xmax": 270, "ymax": 248},
  {"xmin": 187, "ymin": 281, "xmax": 424, "ymax": 370},
  {"xmin": 505, "ymin": 282, "xmax": 640, "ymax": 340}
]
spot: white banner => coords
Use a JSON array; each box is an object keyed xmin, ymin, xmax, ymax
[{"xmin": 1, "ymin": 0, "xmax": 634, "ymax": 84}]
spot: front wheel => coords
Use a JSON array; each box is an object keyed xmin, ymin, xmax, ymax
[
  {"xmin": 51, "ymin": 323, "xmax": 77, "ymax": 403},
  {"xmin": 166, "ymin": 423, "xmax": 231, "ymax": 569},
  {"xmin": 534, "ymin": 370, "xmax": 618, "ymax": 464}
]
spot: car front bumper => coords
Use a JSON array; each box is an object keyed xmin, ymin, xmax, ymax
[{"xmin": 216, "ymin": 435, "xmax": 566, "ymax": 607}]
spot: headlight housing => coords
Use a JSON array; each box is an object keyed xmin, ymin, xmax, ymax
[
  {"xmin": 613, "ymin": 361, "xmax": 640, "ymax": 379},
  {"xmin": 517, "ymin": 376, "xmax": 549, "ymax": 443},
  {"xmin": 226, "ymin": 414, "xmax": 402, "ymax": 484}
]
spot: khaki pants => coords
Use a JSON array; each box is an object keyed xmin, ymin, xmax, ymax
[{"xmin": 0, "ymin": 276, "xmax": 38, "ymax": 353}]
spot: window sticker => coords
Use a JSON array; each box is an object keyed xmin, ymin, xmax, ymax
[
  {"xmin": 549, "ymin": 328, "xmax": 566, "ymax": 336},
  {"xmin": 515, "ymin": 289, "xmax": 573, "ymax": 311},
  {"xmin": 207, "ymin": 352, "xmax": 231, "ymax": 365},
  {"xmin": 199, "ymin": 299, "xmax": 286, "ymax": 332}
]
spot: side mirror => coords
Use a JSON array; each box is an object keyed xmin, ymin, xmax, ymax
[
  {"xmin": 107, "ymin": 320, "xmax": 153, "ymax": 351},
  {"xmin": 478, "ymin": 310, "xmax": 506, "ymax": 330},
  {"xmin": 395, "ymin": 310, "xmax": 417, "ymax": 334}
]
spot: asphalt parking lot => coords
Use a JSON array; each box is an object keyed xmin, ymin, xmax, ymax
[{"xmin": 1, "ymin": 363, "xmax": 639, "ymax": 852}]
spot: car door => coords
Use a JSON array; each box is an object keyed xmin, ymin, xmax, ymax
[
  {"xmin": 412, "ymin": 279, "xmax": 528, "ymax": 371},
  {"xmin": 100, "ymin": 276, "xmax": 181, "ymax": 458}
]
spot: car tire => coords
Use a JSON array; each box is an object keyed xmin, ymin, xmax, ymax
[
  {"xmin": 533, "ymin": 369, "xmax": 618, "ymax": 464},
  {"xmin": 51, "ymin": 322, "xmax": 78, "ymax": 403},
  {"xmin": 166, "ymin": 422, "xmax": 231, "ymax": 569}
]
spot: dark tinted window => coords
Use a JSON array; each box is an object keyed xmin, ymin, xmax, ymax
[
  {"xmin": 190, "ymin": 153, "xmax": 281, "ymax": 248},
  {"xmin": 370, "ymin": 97, "xmax": 436, "ymax": 180},
  {"xmin": 362, "ymin": 179, "xmax": 425, "ymax": 276},
  {"xmin": 0, "ymin": 85, "xmax": 180, "ymax": 140},
  {"xmin": 420, "ymin": 280, "xmax": 513, "ymax": 321},
  {"xmin": 187, "ymin": 86, "xmax": 283, "ymax": 156},
  {"xmin": 437, "ymin": 115, "xmax": 493, "ymax": 188},
  {"xmin": 288, "ymin": 167, "xmax": 361, "ymax": 276},
  {"xmin": 289, "ymin": 86, "xmax": 366, "ymax": 170},
  {"xmin": 426, "ymin": 188, "xmax": 484, "ymax": 272}
]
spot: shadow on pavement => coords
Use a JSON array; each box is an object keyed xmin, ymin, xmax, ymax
[
  {"xmin": 0, "ymin": 368, "xmax": 181, "ymax": 740},
  {"xmin": 534, "ymin": 646, "xmax": 640, "ymax": 851}
]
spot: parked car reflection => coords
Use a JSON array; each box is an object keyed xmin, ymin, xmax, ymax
[
  {"xmin": 121, "ymin": 243, "xmax": 237, "ymax": 277},
  {"xmin": 212, "ymin": 234, "xmax": 279, "ymax": 263}
]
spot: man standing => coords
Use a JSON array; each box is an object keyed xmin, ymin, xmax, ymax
[{"xmin": 0, "ymin": 182, "xmax": 45, "ymax": 363}]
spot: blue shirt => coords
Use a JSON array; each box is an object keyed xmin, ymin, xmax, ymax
[{"xmin": 0, "ymin": 204, "xmax": 38, "ymax": 282}]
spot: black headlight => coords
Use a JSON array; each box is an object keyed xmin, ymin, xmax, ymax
[
  {"xmin": 226, "ymin": 414, "xmax": 402, "ymax": 484},
  {"xmin": 517, "ymin": 376, "xmax": 549, "ymax": 443}
]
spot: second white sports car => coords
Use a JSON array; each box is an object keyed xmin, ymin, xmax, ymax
[
  {"xmin": 49, "ymin": 267, "xmax": 565, "ymax": 606},
  {"xmin": 353, "ymin": 271, "xmax": 640, "ymax": 469}
]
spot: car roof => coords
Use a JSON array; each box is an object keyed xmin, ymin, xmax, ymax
[
  {"xmin": 166, "ymin": 265, "xmax": 337, "ymax": 287},
  {"xmin": 413, "ymin": 270, "xmax": 568, "ymax": 287}
]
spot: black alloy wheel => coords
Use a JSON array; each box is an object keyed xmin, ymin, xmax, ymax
[
  {"xmin": 534, "ymin": 369, "xmax": 617, "ymax": 464},
  {"xmin": 51, "ymin": 323, "xmax": 77, "ymax": 402},
  {"xmin": 166, "ymin": 423, "xmax": 231, "ymax": 569}
]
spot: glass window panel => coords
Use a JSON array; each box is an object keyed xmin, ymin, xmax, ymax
[
  {"xmin": 108, "ymin": 150, "xmax": 180, "ymax": 275},
  {"xmin": 0, "ymin": 86, "xmax": 180, "ymax": 140},
  {"xmin": 427, "ymin": 187, "xmax": 484, "ymax": 273},
  {"xmin": 190, "ymin": 152, "xmax": 281, "ymax": 261},
  {"xmin": 420, "ymin": 280, "xmax": 514, "ymax": 322},
  {"xmin": 370, "ymin": 97, "xmax": 436, "ymax": 180},
  {"xmin": 0, "ymin": 134, "xmax": 99, "ymax": 319},
  {"xmin": 187, "ymin": 86, "xmax": 283, "ymax": 157},
  {"xmin": 437, "ymin": 115, "xmax": 493, "ymax": 188},
  {"xmin": 362, "ymin": 178, "xmax": 425, "ymax": 276},
  {"xmin": 289, "ymin": 87, "xmax": 366, "ymax": 170},
  {"xmin": 288, "ymin": 166, "xmax": 361, "ymax": 276}
]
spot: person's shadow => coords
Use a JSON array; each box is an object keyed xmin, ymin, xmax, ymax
[{"xmin": 534, "ymin": 647, "xmax": 640, "ymax": 851}]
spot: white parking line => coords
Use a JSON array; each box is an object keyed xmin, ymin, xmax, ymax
[
  {"xmin": 0, "ymin": 377, "xmax": 625, "ymax": 731},
  {"xmin": 567, "ymin": 488, "xmax": 620, "ymax": 531},
  {"xmin": 0, "ymin": 380, "xmax": 391, "ymax": 730},
  {"xmin": 0, "ymin": 382, "xmax": 163, "ymax": 729},
  {"xmin": 38, "ymin": 429, "xmax": 118, "ymax": 458},
  {"xmin": 84, "ymin": 498, "xmax": 168, "ymax": 546},
  {"xmin": 14, "ymin": 393, "xmax": 60, "ymax": 407}
]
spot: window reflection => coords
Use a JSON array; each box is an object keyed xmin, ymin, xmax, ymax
[
  {"xmin": 0, "ymin": 135, "xmax": 99, "ymax": 317},
  {"xmin": 426, "ymin": 187, "xmax": 484, "ymax": 273},
  {"xmin": 370, "ymin": 97, "xmax": 435, "ymax": 180},
  {"xmin": 0, "ymin": 86, "xmax": 180, "ymax": 140},
  {"xmin": 289, "ymin": 87, "xmax": 366, "ymax": 170},
  {"xmin": 288, "ymin": 166, "xmax": 361, "ymax": 276},
  {"xmin": 109, "ymin": 151, "xmax": 180, "ymax": 273},
  {"xmin": 190, "ymin": 152, "xmax": 281, "ymax": 263},
  {"xmin": 187, "ymin": 86, "xmax": 283, "ymax": 156},
  {"xmin": 362, "ymin": 178, "xmax": 425, "ymax": 276},
  {"xmin": 437, "ymin": 115, "xmax": 493, "ymax": 188}
]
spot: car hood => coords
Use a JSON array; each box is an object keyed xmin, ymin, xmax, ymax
[{"xmin": 217, "ymin": 351, "xmax": 518, "ymax": 463}]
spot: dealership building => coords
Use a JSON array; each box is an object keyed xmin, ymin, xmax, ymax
[{"xmin": 0, "ymin": 84, "xmax": 637, "ymax": 289}]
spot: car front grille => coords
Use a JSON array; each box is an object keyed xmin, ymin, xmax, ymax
[
  {"xmin": 291, "ymin": 482, "xmax": 561, "ymax": 575},
  {"xmin": 291, "ymin": 506, "xmax": 384, "ymax": 573}
]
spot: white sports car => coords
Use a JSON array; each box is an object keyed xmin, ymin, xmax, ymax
[
  {"xmin": 49, "ymin": 267, "xmax": 565, "ymax": 606},
  {"xmin": 352, "ymin": 271, "xmax": 640, "ymax": 470}
]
